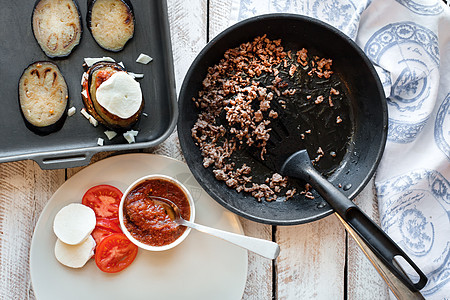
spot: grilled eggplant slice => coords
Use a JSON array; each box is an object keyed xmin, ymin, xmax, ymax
[
  {"xmin": 19, "ymin": 62, "xmax": 68, "ymax": 134},
  {"xmin": 87, "ymin": 0, "xmax": 135, "ymax": 52},
  {"xmin": 32, "ymin": 0, "xmax": 82, "ymax": 58},
  {"xmin": 81, "ymin": 61, "xmax": 143, "ymax": 130}
]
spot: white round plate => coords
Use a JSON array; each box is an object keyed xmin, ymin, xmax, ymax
[{"xmin": 30, "ymin": 153, "xmax": 248, "ymax": 300}]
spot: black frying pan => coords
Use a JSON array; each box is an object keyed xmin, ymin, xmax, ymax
[
  {"xmin": 177, "ymin": 14, "xmax": 429, "ymax": 292},
  {"xmin": 178, "ymin": 14, "xmax": 387, "ymax": 225}
]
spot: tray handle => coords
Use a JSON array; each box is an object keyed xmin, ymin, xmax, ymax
[{"xmin": 34, "ymin": 150, "xmax": 95, "ymax": 170}]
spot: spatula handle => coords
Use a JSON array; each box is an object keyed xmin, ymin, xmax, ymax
[{"xmin": 281, "ymin": 152, "xmax": 427, "ymax": 292}]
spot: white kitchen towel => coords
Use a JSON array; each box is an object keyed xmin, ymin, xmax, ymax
[{"xmin": 229, "ymin": 0, "xmax": 450, "ymax": 298}]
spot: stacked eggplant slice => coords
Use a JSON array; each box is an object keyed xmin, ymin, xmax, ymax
[
  {"xmin": 18, "ymin": 62, "xmax": 69, "ymax": 134},
  {"xmin": 81, "ymin": 61, "xmax": 143, "ymax": 130},
  {"xmin": 87, "ymin": 0, "xmax": 135, "ymax": 52},
  {"xmin": 32, "ymin": 0, "xmax": 82, "ymax": 58}
]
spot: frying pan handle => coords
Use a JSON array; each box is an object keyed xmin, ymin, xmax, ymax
[
  {"xmin": 335, "ymin": 213, "xmax": 425, "ymax": 300},
  {"xmin": 345, "ymin": 207, "xmax": 428, "ymax": 292},
  {"xmin": 281, "ymin": 152, "xmax": 428, "ymax": 292}
]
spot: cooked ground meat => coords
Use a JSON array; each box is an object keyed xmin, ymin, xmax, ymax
[
  {"xmin": 191, "ymin": 35, "xmax": 345, "ymax": 202},
  {"xmin": 315, "ymin": 95, "xmax": 324, "ymax": 104}
]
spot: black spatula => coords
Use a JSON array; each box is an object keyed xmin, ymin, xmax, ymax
[{"xmin": 256, "ymin": 116, "xmax": 428, "ymax": 292}]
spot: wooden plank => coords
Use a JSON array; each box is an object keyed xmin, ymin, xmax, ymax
[
  {"xmin": 166, "ymin": 0, "xmax": 207, "ymax": 95},
  {"xmin": 0, "ymin": 160, "xmax": 65, "ymax": 300},
  {"xmin": 276, "ymin": 216, "xmax": 346, "ymax": 299},
  {"xmin": 238, "ymin": 217, "xmax": 273, "ymax": 300},
  {"xmin": 236, "ymin": 210, "xmax": 273, "ymax": 293},
  {"xmin": 347, "ymin": 178, "xmax": 389, "ymax": 299},
  {"xmin": 140, "ymin": 0, "xmax": 208, "ymax": 161},
  {"xmin": 208, "ymin": 1, "xmax": 273, "ymax": 299},
  {"xmin": 209, "ymin": 0, "xmax": 234, "ymax": 39}
]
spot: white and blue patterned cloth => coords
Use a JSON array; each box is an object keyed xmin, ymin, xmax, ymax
[{"xmin": 229, "ymin": 0, "xmax": 450, "ymax": 298}]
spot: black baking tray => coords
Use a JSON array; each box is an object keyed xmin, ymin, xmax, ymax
[{"xmin": 0, "ymin": 0, "xmax": 177, "ymax": 169}]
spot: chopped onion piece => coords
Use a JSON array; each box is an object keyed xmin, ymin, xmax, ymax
[
  {"xmin": 89, "ymin": 116, "xmax": 98, "ymax": 127},
  {"xmin": 104, "ymin": 130, "xmax": 117, "ymax": 140},
  {"xmin": 81, "ymin": 108, "xmax": 98, "ymax": 127},
  {"xmin": 136, "ymin": 53, "xmax": 153, "ymax": 64},
  {"xmin": 84, "ymin": 57, "xmax": 115, "ymax": 67},
  {"xmin": 128, "ymin": 72, "xmax": 144, "ymax": 79},
  {"xmin": 80, "ymin": 108, "xmax": 91, "ymax": 119},
  {"xmin": 68, "ymin": 107, "xmax": 76, "ymax": 117},
  {"xmin": 97, "ymin": 138, "xmax": 104, "ymax": 146},
  {"xmin": 123, "ymin": 130, "xmax": 139, "ymax": 143},
  {"xmin": 81, "ymin": 72, "xmax": 88, "ymax": 86}
]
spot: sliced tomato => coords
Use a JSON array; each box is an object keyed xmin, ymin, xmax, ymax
[
  {"xmin": 92, "ymin": 218, "xmax": 123, "ymax": 246},
  {"xmin": 92, "ymin": 227, "xmax": 115, "ymax": 246},
  {"xmin": 82, "ymin": 185, "xmax": 123, "ymax": 218},
  {"xmin": 95, "ymin": 233, "xmax": 138, "ymax": 273},
  {"xmin": 96, "ymin": 217, "xmax": 121, "ymax": 231}
]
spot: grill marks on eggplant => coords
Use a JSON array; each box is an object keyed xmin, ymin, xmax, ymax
[
  {"xmin": 32, "ymin": 0, "xmax": 82, "ymax": 58},
  {"xmin": 87, "ymin": 0, "xmax": 135, "ymax": 52},
  {"xmin": 19, "ymin": 62, "xmax": 68, "ymax": 134}
]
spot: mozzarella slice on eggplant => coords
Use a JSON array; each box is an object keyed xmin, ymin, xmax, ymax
[
  {"xmin": 95, "ymin": 72, "xmax": 142, "ymax": 119},
  {"xmin": 88, "ymin": 0, "xmax": 135, "ymax": 51},
  {"xmin": 32, "ymin": 0, "xmax": 82, "ymax": 58},
  {"xmin": 19, "ymin": 61, "xmax": 68, "ymax": 133},
  {"xmin": 81, "ymin": 61, "xmax": 144, "ymax": 130},
  {"xmin": 55, "ymin": 235, "xmax": 96, "ymax": 268},
  {"xmin": 53, "ymin": 203, "xmax": 96, "ymax": 245}
]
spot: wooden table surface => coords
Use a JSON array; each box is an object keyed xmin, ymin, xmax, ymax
[{"xmin": 0, "ymin": 0, "xmax": 393, "ymax": 299}]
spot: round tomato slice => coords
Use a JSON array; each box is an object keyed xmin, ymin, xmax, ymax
[
  {"xmin": 95, "ymin": 233, "xmax": 138, "ymax": 273},
  {"xmin": 82, "ymin": 185, "xmax": 123, "ymax": 218},
  {"xmin": 96, "ymin": 217, "xmax": 121, "ymax": 232},
  {"xmin": 92, "ymin": 227, "xmax": 115, "ymax": 246},
  {"xmin": 92, "ymin": 218, "xmax": 123, "ymax": 246}
]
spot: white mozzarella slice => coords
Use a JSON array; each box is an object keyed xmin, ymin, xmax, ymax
[
  {"xmin": 55, "ymin": 235, "xmax": 96, "ymax": 268},
  {"xmin": 96, "ymin": 72, "xmax": 142, "ymax": 119},
  {"xmin": 53, "ymin": 203, "xmax": 96, "ymax": 245}
]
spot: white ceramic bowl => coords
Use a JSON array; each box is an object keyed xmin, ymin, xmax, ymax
[{"xmin": 119, "ymin": 174, "xmax": 195, "ymax": 251}]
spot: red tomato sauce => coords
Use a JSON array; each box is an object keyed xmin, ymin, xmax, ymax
[
  {"xmin": 123, "ymin": 178, "xmax": 191, "ymax": 247},
  {"xmin": 95, "ymin": 70, "xmax": 115, "ymax": 88}
]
